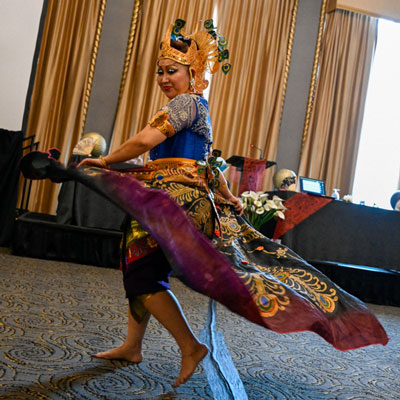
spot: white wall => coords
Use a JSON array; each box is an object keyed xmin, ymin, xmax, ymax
[{"xmin": 0, "ymin": 0, "xmax": 44, "ymax": 131}]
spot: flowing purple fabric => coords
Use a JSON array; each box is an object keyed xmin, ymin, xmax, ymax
[{"xmin": 19, "ymin": 151, "xmax": 389, "ymax": 351}]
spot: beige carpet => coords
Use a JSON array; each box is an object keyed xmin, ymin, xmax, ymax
[{"xmin": 1, "ymin": 253, "xmax": 399, "ymax": 399}]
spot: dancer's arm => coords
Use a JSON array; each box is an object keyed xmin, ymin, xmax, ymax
[
  {"xmin": 77, "ymin": 125, "xmax": 166, "ymax": 168},
  {"xmin": 216, "ymin": 172, "xmax": 243, "ymax": 215}
]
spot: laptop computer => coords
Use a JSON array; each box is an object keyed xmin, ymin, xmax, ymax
[{"xmin": 299, "ymin": 177, "xmax": 326, "ymax": 196}]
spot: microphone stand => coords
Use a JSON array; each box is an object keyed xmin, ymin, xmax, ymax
[{"xmin": 250, "ymin": 144, "xmax": 263, "ymax": 160}]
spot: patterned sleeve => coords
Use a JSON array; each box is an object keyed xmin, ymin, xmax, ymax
[{"xmin": 148, "ymin": 94, "xmax": 197, "ymax": 137}]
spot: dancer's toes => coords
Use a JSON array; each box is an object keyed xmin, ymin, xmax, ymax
[
  {"xmin": 94, "ymin": 345, "xmax": 143, "ymax": 363},
  {"xmin": 173, "ymin": 344, "xmax": 208, "ymax": 388}
]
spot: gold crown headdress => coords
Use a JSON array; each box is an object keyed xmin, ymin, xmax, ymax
[{"xmin": 158, "ymin": 19, "xmax": 231, "ymax": 94}]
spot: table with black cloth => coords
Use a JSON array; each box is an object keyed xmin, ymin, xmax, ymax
[
  {"xmin": 56, "ymin": 155, "xmax": 127, "ymax": 230},
  {"xmin": 0, "ymin": 129, "xmax": 23, "ymax": 246},
  {"xmin": 260, "ymin": 191, "xmax": 400, "ymax": 271},
  {"xmin": 14, "ymin": 154, "xmax": 131, "ymax": 269}
]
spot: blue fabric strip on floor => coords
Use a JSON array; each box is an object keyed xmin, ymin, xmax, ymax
[{"xmin": 199, "ymin": 299, "xmax": 248, "ymax": 400}]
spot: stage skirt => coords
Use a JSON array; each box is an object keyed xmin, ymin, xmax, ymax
[{"xmin": 20, "ymin": 150, "xmax": 389, "ymax": 351}]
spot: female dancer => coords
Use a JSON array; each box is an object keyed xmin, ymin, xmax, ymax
[
  {"xmin": 78, "ymin": 21, "xmax": 242, "ymax": 388},
  {"xmin": 21, "ymin": 19, "xmax": 388, "ymax": 389}
]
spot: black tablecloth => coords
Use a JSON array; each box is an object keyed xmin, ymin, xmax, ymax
[
  {"xmin": 56, "ymin": 155, "xmax": 127, "ymax": 230},
  {"xmin": 261, "ymin": 191, "xmax": 400, "ymax": 271},
  {"xmin": 0, "ymin": 129, "xmax": 23, "ymax": 245},
  {"xmin": 13, "ymin": 212, "xmax": 121, "ymax": 269}
]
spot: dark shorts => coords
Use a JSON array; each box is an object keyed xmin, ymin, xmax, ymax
[{"xmin": 122, "ymin": 249, "xmax": 172, "ymax": 300}]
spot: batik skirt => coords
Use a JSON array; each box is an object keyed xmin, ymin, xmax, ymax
[{"xmin": 20, "ymin": 151, "xmax": 389, "ymax": 351}]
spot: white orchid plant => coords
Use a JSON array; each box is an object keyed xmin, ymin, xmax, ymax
[{"xmin": 240, "ymin": 191, "xmax": 286, "ymax": 230}]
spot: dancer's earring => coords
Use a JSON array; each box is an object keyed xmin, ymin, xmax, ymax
[{"xmin": 188, "ymin": 68, "xmax": 197, "ymax": 94}]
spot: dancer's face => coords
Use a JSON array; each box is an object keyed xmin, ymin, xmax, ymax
[{"xmin": 156, "ymin": 59, "xmax": 190, "ymax": 99}]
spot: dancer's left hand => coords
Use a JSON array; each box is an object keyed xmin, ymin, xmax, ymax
[{"xmin": 229, "ymin": 196, "xmax": 244, "ymax": 215}]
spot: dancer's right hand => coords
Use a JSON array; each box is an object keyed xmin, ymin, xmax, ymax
[{"xmin": 77, "ymin": 158, "xmax": 104, "ymax": 168}]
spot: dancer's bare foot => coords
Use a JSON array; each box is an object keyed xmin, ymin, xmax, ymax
[
  {"xmin": 173, "ymin": 343, "xmax": 208, "ymax": 387},
  {"xmin": 94, "ymin": 344, "xmax": 143, "ymax": 363}
]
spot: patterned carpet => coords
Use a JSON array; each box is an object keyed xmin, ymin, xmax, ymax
[{"xmin": 1, "ymin": 253, "xmax": 399, "ymax": 399}]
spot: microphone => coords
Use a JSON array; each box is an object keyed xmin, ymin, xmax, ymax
[{"xmin": 250, "ymin": 144, "xmax": 263, "ymax": 159}]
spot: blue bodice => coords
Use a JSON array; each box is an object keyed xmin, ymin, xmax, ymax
[{"xmin": 150, "ymin": 95, "xmax": 212, "ymax": 161}]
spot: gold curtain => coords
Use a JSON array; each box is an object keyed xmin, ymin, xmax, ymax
[
  {"xmin": 110, "ymin": 0, "xmax": 215, "ymax": 152},
  {"xmin": 299, "ymin": 10, "xmax": 377, "ymax": 196},
  {"xmin": 25, "ymin": 0, "xmax": 104, "ymax": 214},
  {"xmin": 208, "ymin": 0, "xmax": 297, "ymax": 191}
]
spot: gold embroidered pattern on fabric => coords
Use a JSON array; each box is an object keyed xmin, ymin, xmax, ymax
[
  {"xmin": 219, "ymin": 216, "xmax": 242, "ymax": 236},
  {"xmin": 165, "ymin": 182, "xmax": 201, "ymax": 204},
  {"xmin": 122, "ymin": 160, "xmax": 214, "ymax": 257},
  {"xmin": 240, "ymin": 224, "xmax": 264, "ymax": 242},
  {"xmin": 125, "ymin": 220, "xmax": 157, "ymax": 247},
  {"xmin": 122, "ymin": 222, "xmax": 159, "ymax": 266},
  {"xmin": 149, "ymin": 109, "xmax": 175, "ymax": 137},
  {"xmin": 214, "ymin": 203, "xmax": 242, "ymax": 237},
  {"xmin": 209, "ymin": 200, "xmax": 339, "ymax": 316},
  {"xmin": 255, "ymin": 265, "xmax": 338, "ymax": 313},
  {"xmin": 247, "ymin": 246, "xmax": 291, "ymax": 259},
  {"xmin": 156, "ymin": 181, "xmax": 213, "ymax": 236},
  {"xmin": 120, "ymin": 158, "xmax": 210, "ymax": 191},
  {"xmin": 123, "ymin": 219, "xmax": 159, "ymax": 258},
  {"xmin": 145, "ymin": 159, "xmax": 210, "ymax": 191},
  {"xmin": 185, "ymin": 197, "xmax": 214, "ymax": 237},
  {"xmin": 126, "ymin": 220, "xmax": 148, "ymax": 242},
  {"xmin": 238, "ymin": 271, "xmax": 290, "ymax": 318}
]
